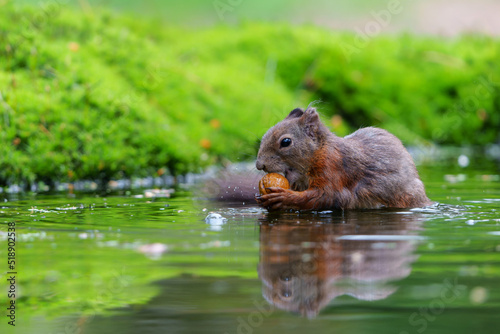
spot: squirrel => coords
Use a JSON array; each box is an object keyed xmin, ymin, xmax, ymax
[{"xmin": 255, "ymin": 107, "xmax": 431, "ymax": 211}]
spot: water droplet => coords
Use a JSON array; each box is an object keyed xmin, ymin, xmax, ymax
[
  {"xmin": 458, "ymin": 154, "xmax": 469, "ymax": 167},
  {"xmin": 470, "ymin": 286, "xmax": 488, "ymax": 304}
]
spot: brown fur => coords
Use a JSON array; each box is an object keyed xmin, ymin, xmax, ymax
[{"xmin": 255, "ymin": 107, "xmax": 431, "ymax": 211}]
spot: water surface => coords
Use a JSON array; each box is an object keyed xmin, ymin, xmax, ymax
[{"xmin": 1, "ymin": 162, "xmax": 500, "ymax": 334}]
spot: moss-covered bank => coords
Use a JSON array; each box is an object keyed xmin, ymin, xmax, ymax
[{"xmin": 1, "ymin": 3, "xmax": 499, "ymax": 186}]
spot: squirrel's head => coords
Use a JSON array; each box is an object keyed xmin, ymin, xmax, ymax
[{"xmin": 256, "ymin": 107, "xmax": 330, "ymax": 190}]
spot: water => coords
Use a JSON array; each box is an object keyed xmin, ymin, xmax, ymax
[{"xmin": 1, "ymin": 161, "xmax": 499, "ymax": 334}]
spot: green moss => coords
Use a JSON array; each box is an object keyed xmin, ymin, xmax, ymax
[{"xmin": 1, "ymin": 4, "xmax": 499, "ymax": 185}]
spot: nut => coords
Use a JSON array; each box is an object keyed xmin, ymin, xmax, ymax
[{"xmin": 259, "ymin": 173, "xmax": 290, "ymax": 195}]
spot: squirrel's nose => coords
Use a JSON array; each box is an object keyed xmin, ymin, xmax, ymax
[{"xmin": 256, "ymin": 160, "xmax": 265, "ymax": 171}]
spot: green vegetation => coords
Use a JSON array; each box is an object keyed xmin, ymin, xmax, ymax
[{"xmin": 1, "ymin": 3, "xmax": 499, "ymax": 186}]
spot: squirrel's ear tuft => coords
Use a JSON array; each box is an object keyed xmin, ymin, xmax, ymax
[
  {"xmin": 285, "ymin": 108, "xmax": 304, "ymax": 119},
  {"xmin": 303, "ymin": 107, "xmax": 319, "ymax": 122},
  {"xmin": 301, "ymin": 107, "xmax": 321, "ymax": 138}
]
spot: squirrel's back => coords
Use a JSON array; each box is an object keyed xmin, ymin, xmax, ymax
[{"xmin": 342, "ymin": 127, "xmax": 430, "ymax": 208}]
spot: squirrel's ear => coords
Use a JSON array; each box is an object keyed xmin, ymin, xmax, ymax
[
  {"xmin": 285, "ymin": 108, "xmax": 304, "ymax": 119},
  {"xmin": 300, "ymin": 108, "xmax": 321, "ymax": 138}
]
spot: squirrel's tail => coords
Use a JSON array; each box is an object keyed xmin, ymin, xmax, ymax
[{"xmin": 199, "ymin": 163, "xmax": 264, "ymax": 202}]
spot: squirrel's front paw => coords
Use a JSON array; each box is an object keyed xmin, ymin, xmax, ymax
[{"xmin": 255, "ymin": 187, "xmax": 295, "ymax": 211}]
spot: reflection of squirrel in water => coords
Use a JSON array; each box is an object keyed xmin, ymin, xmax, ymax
[
  {"xmin": 255, "ymin": 107, "xmax": 431, "ymax": 211},
  {"xmin": 258, "ymin": 211, "xmax": 422, "ymax": 318}
]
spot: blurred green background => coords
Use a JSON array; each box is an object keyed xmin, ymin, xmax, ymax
[{"xmin": 1, "ymin": 0, "xmax": 499, "ymax": 187}]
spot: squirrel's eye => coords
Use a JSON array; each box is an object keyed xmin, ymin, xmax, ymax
[{"xmin": 280, "ymin": 138, "xmax": 292, "ymax": 148}]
